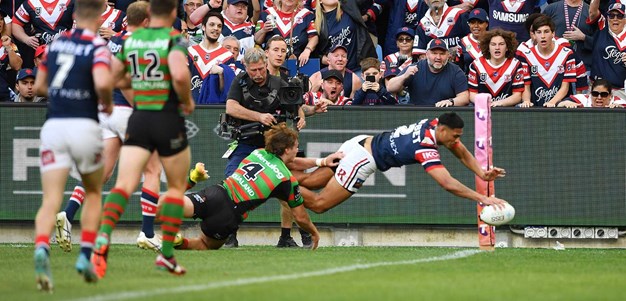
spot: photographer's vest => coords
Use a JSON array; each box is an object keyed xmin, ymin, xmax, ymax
[{"xmin": 236, "ymin": 72, "xmax": 284, "ymax": 146}]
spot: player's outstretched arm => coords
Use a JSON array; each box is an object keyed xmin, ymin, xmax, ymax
[
  {"xmin": 449, "ymin": 141, "xmax": 506, "ymax": 181},
  {"xmin": 289, "ymin": 204, "xmax": 320, "ymax": 250},
  {"xmin": 427, "ymin": 167, "xmax": 508, "ymax": 208},
  {"xmin": 287, "ymin": 151, "xmax": 344, "ymax": 171}
]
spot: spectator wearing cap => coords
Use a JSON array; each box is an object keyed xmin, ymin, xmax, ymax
[
  {"xmin": 413, "ymin": 0, "xmax": 470, "ymax": 59},
  {"xmin": 13, "ymin": 68, "xmax": 44, "ymax": 102},
  {"xmin": 0, "ymin": 13, "xmax": 22, "ymax": 102},
  {"xmin": 388, "ymin": 38, "xmax": 469, "ymax": 106},
  {"xmin": 314, "ymin": 0, "xmax": 376, "ymax": 72},
  {"xmin": 588, "ymin": 1, "xmax": 626, "ymax": 100},
  {"xmin": 34, "ymin": 45, "xmax": 46, "ymax": 68},
  {"xmin": 352, "ymin": 57, "xmax": 397, "ymax": 105},
  {"xmin": 381, "ymin": 27, "xmax": 415, "ymax": 75},
  {"xmin": 309, "ymin": 44, "xmax": 362, "ymax": 98},
  {"xmin": 254, "ymin": 0, "xmax": 318, "ymax": 67},
  {"xmin": 304, "ymin": 69, "xmax": 352, "ymax": 105},
  {"xmin": 458, "ymin": 8, "xmax": 489, "ymax": 73},
  {"xmin": 543, "ymin": 0, "xmax": 595, "ymax": 75}
]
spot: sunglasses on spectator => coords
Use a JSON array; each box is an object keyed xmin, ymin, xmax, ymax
[
  {"xmin": 608, "ymin": 13, "xmax": 625, "ymax": 19},
  {"xmin": 591, "ymin": 91, "xmax": 610, "ymax": 98},
  {"xmin": 397, "ymin": 37, "xmax": 413, "ymax": 43},
  {"xmin": 185, "ymin": 3, "xmax": 203, "ymax": 8}
]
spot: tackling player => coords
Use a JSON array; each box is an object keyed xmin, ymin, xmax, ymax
[
  {"xmin": 91, "ymin": 0, "xmax": 194, "ymax": 278},
  {"xmin": 172, "ymin": 123, "xmax": 341, "ymax": 250},
  {"xmin": 32, "ymin": 0, "xmax": 113, "ymax": 292},
  {"xmin": 295, "ymin": 112, "xmax": 509, "ymax": 214}
]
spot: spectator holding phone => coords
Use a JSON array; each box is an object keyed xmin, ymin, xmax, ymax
[{"xmin": 352, "ymin": 57, "xmax": 397, "ymax": 105}]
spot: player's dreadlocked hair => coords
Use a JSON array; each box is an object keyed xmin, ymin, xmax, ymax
[
  {"xmin": 438, "ymin": 112, "xmax": 464, "ymax": 129},
  {"xmin": 265, "ymin": 123, "xmax": 299, "ymax": 157}
]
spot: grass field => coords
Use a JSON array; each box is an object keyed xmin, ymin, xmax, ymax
[{"xmin": 1, "ymin": 244, "xmax": 625, "ymax": 301}]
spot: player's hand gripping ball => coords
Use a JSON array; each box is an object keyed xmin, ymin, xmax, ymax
[{"xmin": 480, "ymin": 203, "xmax": 515, "ymax": 226}]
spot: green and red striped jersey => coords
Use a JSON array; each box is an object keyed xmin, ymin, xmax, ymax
[
  {"xmin": 117, "ymin": 27, "xmax": 188, "ymax": 112},
  {"xmin": 223, "ymin": 149, "xmax": 303, "ymax": 220}
]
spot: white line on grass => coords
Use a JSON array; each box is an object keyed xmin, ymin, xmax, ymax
[{"xmin": 70, "ymin": 249, "xmax": 482, "ymax": 301}]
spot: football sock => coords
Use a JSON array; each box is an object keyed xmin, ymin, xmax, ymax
[
  {"xmin": 159, "ymin": 196, "xmax": 184, "ymax": 258},
  {"xmin": 80, "ymin": 231, "xmax": 96, "ymax": 259},
  {"xmin": 281, "ymin": 227, "xmax": 291, "ymax": 238},
  {"xmin": 140, "ymin": 188, "xmax": 159, "ymax": 238},
  {"xmin": 64, "ymin": 183, "xmax": 85, "ymax": 223},
  {"xmin": 99, "ymin": 188, "xmax": 129, "ymax": 237},
  {"xmin": 35, "ymin": 235, "xmax": 50, "ymax": 251},
  {"xmin": 299, "ymin": 228, "xmax": 309, "ymax": 236}
]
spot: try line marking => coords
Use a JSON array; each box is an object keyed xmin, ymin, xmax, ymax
[{"xmin": 70, "ymin": 249, "xmax": 481, "ymax": 301}]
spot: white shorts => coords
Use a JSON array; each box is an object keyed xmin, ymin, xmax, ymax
[
  {"xmin": 39, "ymin": 119, "xmax": 104, "ymax": 175},
  {"xmin": 334, "ymin": 135, "xmax": 378, "ymax": 193},
  {"xmin": 100, "ymin": 106, "xmax": 133, "ymax": 140}
]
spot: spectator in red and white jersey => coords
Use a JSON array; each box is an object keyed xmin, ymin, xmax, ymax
[
  {"xmin": 558, "ymin": 78, "xmax": 626, "ymax": 108},
  {"xmin": 458, "ymin": 8, "xmax": 489, "ymax": 73},
  {"xmin": 519, "ymin": 16, "xmax": 577, "ymax": 108},
  {"xmin": 304, "ymin": 69, "xmax": 352, "ymax": 105},
  {"xmin": 381, "ymin": 27, "xmax": 415, "ymax": 75}
]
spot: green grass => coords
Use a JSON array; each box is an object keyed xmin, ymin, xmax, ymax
[{"xmin": 1, "ymin": 244, "xmax": 625, "ymax": 301}]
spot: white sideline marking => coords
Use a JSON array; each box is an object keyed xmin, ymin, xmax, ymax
[{"xmin": 70, "ymin": 249, "xmax": 481, "ymax": 301}]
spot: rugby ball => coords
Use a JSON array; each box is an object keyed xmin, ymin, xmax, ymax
[{"xmin": 480, "ymin": 203, "xmax": 515, "ymax": 226}]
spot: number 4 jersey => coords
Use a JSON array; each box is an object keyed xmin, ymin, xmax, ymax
[
  {"xmin": 223, "ymin": 149, "xmax": 303, "ymax": 220},
  {"xmin": 116, "ymin": 27, "xmax": 188, "ymax": 112}
]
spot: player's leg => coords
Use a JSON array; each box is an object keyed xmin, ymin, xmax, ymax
[
  {"xmin": 75, "ymin": 167, "xmax": 104, "ymax": 283},
  {"xmin": 293, "ymin": 167, "xmax": 335, "ymax": 190},
  {"xmin": 91, "ymin": 145, "xmax": 152, "ymax": 279},
  {"xmin": 156, "ymin": 146, "xmax": 191, "ymax": 275},
  {"xmin": 35, "ymin": 168, "xmax": 70, "ymax": 292},
  {"xmin": 277, "ymin": 203, "xmax": 299, "ymax": 248},
  {"xmin": 300, "ymin": 179, "xmax": 353, "ymax": 213},
  {"xmin": 137, "ymin": 151, "xmax": 163, "ymax": 252}
]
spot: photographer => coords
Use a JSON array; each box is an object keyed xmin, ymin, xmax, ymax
[
  {"xmin": 352, "ymin": 58, "xmax": 397, "ymax": 106},
  {"xmin": 223, "ymin": 47, "xmax": 316, "ymax": 248}
]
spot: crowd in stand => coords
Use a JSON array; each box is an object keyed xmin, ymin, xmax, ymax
[{"xmin": 0, "ymin": 0, "xmax": 624, "ymax": 108}]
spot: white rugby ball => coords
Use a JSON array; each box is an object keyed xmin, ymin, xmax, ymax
[{"xmin": 480, "ymin": 203, "xmax": 515, "ymax": 226}]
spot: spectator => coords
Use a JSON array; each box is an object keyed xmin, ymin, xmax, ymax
[
  {"xmin": 187, "ymin": 12, "xmax": 235, "ymax": 103},
  {"xmin": 190, "ymin": 0, "xmax": 254, "ymax": 61},
  {"xmin": 315, "ymin": 0, "xmax": 376, "ymax": 72},
  {"xmin": 34, "ymin": 45, "xmax": 46, "ymax": 68},
  {"xmin": 0, "ymin": 18, "xmax": 22, "ymax": 102},
  {"xmin": 98, "ymin": 1, "xmax": 126, "ymax": 40},
  {"xmin": 14, "ymin": 68, "xmax": 44, "ymax": 102},
  {"xmin": 304, "ymin": 69, "xmax": 352, "ymax": 105},
  {"xmin": 542, "ymin": 0, "xmax": 595, "ymax": 74},
  {"xmin": 254, "ymin": 0, "xmax": 318, "ymax": 67},
  {"xmin": 352, "ymin": 57, "xmax": 397, "ymax": 105},
  {"xmin": 468, "ymin": 29, "xmax": 524, "ymax": 107},
  {"xmin": 558, "ymin": 78, "xmax": 626, "ymax": 108},
  {"xmin": 588, "ymin": 1, "xmax": 626, "ymax": 100},
  {"xmin": 265, "ymin": 36, "xmax": 289, "ymax": 78},
  {"xmin": 309, "ymin": 45, "xmax": 361, "ymax": 98},
  {"xmin": 459, "ymin": 8, "xmax": 489, "ymax": 73},
  {"xmin": 487, "ymin": 0, "xmax": 543, "ymax": 44},
  {"xmin": 413, "ymin": 0, "xmax": 469, "ymax": 60},
  {"xmin": 382, "ymin": 27, "xmax": 415, "ymax": 103},
  {"xmin": 388, "ymin": 38, "xmax": 469, "ymax": 107},
  {"xmin": 518, "ymin": 15, "xmax": 576, "ymax": 107},
  {"xmin": 517, "ymin": 13, "xmax": 589, "ymax": 94},
  {"xmin": 382, "ymin": 27, "xmax": 415, "ymax": 75},
  {"xmin": 222, "ymin": 35, "xmax": 246, "ymax": 74},
  {"xmin": 12, "ymin": 0, "xmax": 75, "ymax": 48},
  {"xmin": 180, "ymin": 0, "xmax": 206, "ymax": 46}
]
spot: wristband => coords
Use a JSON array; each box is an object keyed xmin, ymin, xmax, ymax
[
  {"xmin": 305, "ymin": 46, "xmax": 313, "ymax": 52},
  {"xmin": 315, "ymin": 158, "xmax": 323, "ymax": 167}
]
